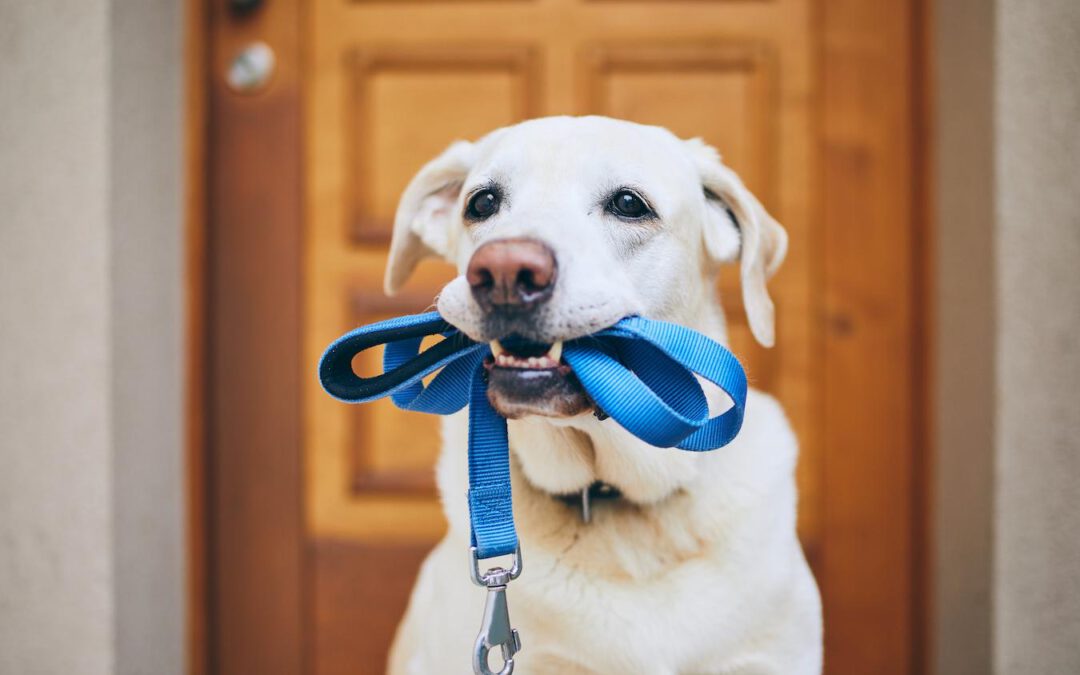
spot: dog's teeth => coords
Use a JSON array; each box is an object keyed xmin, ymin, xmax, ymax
[
  {"xmin": 548, "ymin": 341, "xmax": 563, "ymax": 363},
  {"xmin": 490, "ymin": 341, "xmax": 565, "ymax": 369}
]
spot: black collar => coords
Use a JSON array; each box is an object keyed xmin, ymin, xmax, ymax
[{"xmin": 556, "ymin": 481, "xmax": 623, "ymax": 523}]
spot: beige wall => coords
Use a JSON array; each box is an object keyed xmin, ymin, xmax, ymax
[
  {"xmin": 994, "ymin": 0, "xmax": 1080, "ymax": 671},
  {"xmin": 0, "ymin": 1, "xmax": 184, "ymax": 674},
  {"xmin": 936, "ymin": 0, "xmax": 1080, "ymax": 672},
  {"xmin": 0, "ymin": 4, "xmax": 113, "ymax": 673},
  {"xmin": 109, "ymin": 0, "xmax": 185, "ymax": 672}
]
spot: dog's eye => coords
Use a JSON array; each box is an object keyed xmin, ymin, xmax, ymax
[
  {"xmin": 608, "ymin": 190, "xmax": 653, "ymax": 220},
  {"xmin": 465, "ymin": 189, "xmax": 500, "ymax": 221}
]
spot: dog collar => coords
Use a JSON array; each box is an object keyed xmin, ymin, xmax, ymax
[
  {"xmin": 319, "ymin": 311, "xmax": 747, "ymax": 674},
  {"xmin": 556, "ymin": 481, "xmax": 623, "ymax": 524}
]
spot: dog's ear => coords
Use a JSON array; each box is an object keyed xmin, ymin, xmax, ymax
[
  {"xmin": 686, "ymin": 138, "xmax": 788, "ymax": 348},
  {"xmin": 384, "ymin": 140, "xmax": 475, "ymax": 295}
]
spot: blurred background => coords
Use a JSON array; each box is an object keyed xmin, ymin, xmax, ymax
[{"xmin": 1, "ymin": 1, "xmax": 1077, "ymax": 674}]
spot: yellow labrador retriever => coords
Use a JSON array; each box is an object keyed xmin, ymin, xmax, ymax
[{"xmin": 384, "ymin": 116, "xmax": 822, "ymax": 674}]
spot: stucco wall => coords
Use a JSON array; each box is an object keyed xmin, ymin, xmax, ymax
[
  {"xmin": 994, "ymin": 1, "xmax": 1080, "ymax": 671},
  {"xmin": 0, "ymin": 4, "xmax": 114, "ymax": 673},
  {"xmin": 109, "ymin": 0, "xmax": 185, "ymax": 672},
  {"xmin": 936, "ymin": 0, "xmax": 1080, "ymax": 672},
  {"xmin": 0, "ymin": 1, "xmax": 183, "ymax": 673}
]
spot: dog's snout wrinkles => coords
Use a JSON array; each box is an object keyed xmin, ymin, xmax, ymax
[{"xmin": 467, "ymin": 239, "xmax": 556, "ymax": 310}]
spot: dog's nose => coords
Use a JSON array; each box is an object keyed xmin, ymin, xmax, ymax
[{"xmin": 466, "ymin": 238, "xmax": 557, "ymax": 310}]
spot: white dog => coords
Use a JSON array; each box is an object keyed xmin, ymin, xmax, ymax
[{"xmin": 384, "ymin": 116, "xmax": 822, "ymax": 675}]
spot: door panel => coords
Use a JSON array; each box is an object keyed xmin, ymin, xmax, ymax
[{"xmin": 346, "ymin": 48, "xmax": 538, "ymax": 242}]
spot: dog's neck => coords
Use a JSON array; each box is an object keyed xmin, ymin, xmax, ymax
[{"xmin": 507, "ymin": 417, "xmax": 730, "ymax": 581}]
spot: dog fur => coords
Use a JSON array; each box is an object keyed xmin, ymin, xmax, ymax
[{"xmin": 383, "ymin": 116, "xmax": 822, "ymax": 674}]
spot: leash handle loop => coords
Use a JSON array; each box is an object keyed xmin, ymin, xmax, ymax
[{"xmin": 319, "ymin": 311, "xmax": 479, "ymax": 406}]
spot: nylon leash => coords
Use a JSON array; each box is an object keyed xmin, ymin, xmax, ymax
[{"xmin": 319, "ymin": 311, "xmax": 748, "ymax": 675}]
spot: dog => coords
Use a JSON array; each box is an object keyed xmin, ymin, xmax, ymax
[{"xmin": 383, "ymin": 116, "xmax": 822, "ymax": 674}]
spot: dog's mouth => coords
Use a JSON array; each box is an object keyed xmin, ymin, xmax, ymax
[{"xmin": 483, "ymin": 335, "xmax": 592, "ymax": 419}]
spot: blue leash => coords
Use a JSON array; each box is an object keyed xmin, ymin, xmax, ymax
[{"xmin": 318, "ymin": 311, "xmax": 748, "ymax": 674}]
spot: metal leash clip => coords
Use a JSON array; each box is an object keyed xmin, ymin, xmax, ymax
[{"xmin": 469, "ymin": 545, "xmax": 523, "ymax": 675}]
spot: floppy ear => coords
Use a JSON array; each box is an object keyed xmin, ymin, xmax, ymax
[
  {"xmin": 384, "ymin": 140, "xmax": 476, "ymax": 295},
  {"xmin": 685, "ymin": 138, "xmax": 788, "ymax": 348}
]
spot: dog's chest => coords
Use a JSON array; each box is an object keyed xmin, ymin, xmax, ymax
[{"xmin": 508, "ymin": 553, "xmax": 751, "ymax": 671}]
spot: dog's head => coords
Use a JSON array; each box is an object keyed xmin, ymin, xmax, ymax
[{"xmin": 385, "ymin": 116, "xmax": 786, "ymax": 420}]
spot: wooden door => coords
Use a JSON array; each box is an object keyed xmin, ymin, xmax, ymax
[{"xmin": 203, "ymin": 0, "xmax": 928, "ymax": 674}]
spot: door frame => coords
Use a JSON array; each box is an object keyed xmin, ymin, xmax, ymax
[{"xmin": 186, "ymin": 0, "xmax": 935, "ymax": 672}]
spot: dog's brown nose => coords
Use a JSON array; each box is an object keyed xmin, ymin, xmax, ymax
[{"xmin": 466, "ymin": 238, "xmax": 557, "ymax": 310}]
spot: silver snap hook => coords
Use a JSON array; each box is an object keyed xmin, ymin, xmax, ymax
[{"xmin": 470, "ymin": 546, "xmax": 523, "ymax": 675}]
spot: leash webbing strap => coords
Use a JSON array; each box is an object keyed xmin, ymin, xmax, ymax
[{"xmin": 319, "ymin": 311, "xmax": 748, "ymax": 560}]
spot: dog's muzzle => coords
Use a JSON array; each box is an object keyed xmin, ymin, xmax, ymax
[{"xmin": 466, "ymin": 238, "xmax": 591, "ymax": 417}]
